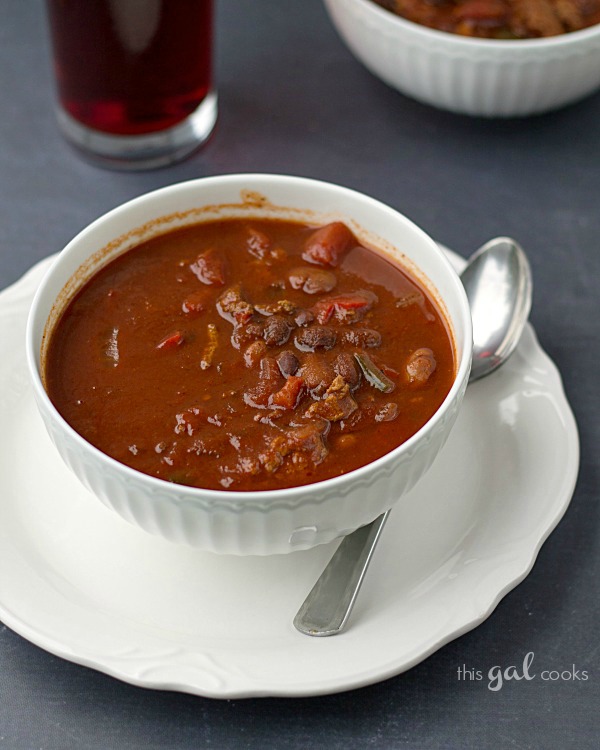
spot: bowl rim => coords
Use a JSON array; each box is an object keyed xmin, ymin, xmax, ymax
[
  {"xmin": 342, "ymin": 0, "xmax": 600, "ymax": 50},
  {"xmin": 26, "ymin": 172, "xmax": 473, "ymax": 504}
]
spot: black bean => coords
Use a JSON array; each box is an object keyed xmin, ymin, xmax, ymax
[
  {"xmin": 298, "ymin": 354, "xmax": 336, "ymax": 397},
  {"xmin": 263, "ymin": 315, "xmax": 293, "ymax": 347},
  {"xmin": 294, "ymin": 309, "xmax": 315, "ymax": 327},
  {"xmin": 375, "ymin": 403, "xmax": 399, "ymax": 422},
  {"xmin": 231, "ymin": 321, "xmax": 263, "ymax": 350},
  {"xmin": 342, "ymin": 328, "xmax": 382, "ymax": 348},
  {"xmin": 333, "ymin": 352, "xmax": 361, "ymax": 389},
  {"xmin": 406, "ymin": 348, "xmax": 437, "ymax": 385},
  {"xmin": 294, "ymin": 326, "xmax": 337, "ymax": 352},
  {"xmin": 276, "ymin": 350, "xmax": 300, "ymax": 377},
  {"xmin": 288, "ymin": 266, "xmax": 337, "ymax": 294}
]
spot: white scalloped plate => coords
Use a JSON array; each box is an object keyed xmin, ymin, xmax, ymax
[{"xmin": 0, "ymin": 252, "xmax": 579, "ymax": 698}]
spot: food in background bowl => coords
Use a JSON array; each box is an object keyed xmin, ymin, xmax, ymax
[
  {"xmin": 373, "ymin": 0, "xmax": 600, "ymax": 39},
  {"xmin": 27, "ymin": 174, "xmax": 472, "ymax": 555},
  {"xmin": 324, "ymin": 0, "xmax": 600, "ymax": 117},
  {"xmin": 43, "ymin": 217, "xmax": 455, "ymax": 492}
]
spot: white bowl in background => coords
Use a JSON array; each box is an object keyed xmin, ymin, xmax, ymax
[
  {"xmin": 324, "ymin": 0, "xmax": 600, "ymax": 117},
  {"xmin": 26, "ymin": 174, "xmax": 472, "ymax": 555}
]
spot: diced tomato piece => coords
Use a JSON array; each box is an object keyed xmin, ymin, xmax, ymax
[
  {"xmin": 190, "ymin": 248, "xmax": 226, "ymax": 286},
  {"xmin": 269, "ymin": 375, "xmax": 306, "ymax": 410},
  {"xmin": 156, "ymin": 331, "xmax": 185, "ymax": 350},
  {"xmin": 313, "ymin": 290, "xmax": 378, "ymax": 324},
  {"xmin": 302, "ymin": 222, "xmax": 353, "ymax": 267},
  {"xmin": 234, "ymin": 308, "xmax": 254, "ymax": 325},
  {"xmin": 246, "ymin": 227, "xmax": 272, "ymax": 259},
  {"xmin": 313, "ymin": 301, "xmax": 334, "ymax": 324},
  {"xmin": 182, "ymin": 291, "xmax": 206, "ymax": 315}
]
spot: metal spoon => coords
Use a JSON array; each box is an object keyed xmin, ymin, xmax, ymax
[{"xmin": 294, "ymin": 237, "xmax": 532, "ymax": 636}]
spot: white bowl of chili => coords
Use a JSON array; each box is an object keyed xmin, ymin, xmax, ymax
[
  {"xmin": 324, "ymin": 0, "xmax": 600, "ymax": 117},
  {"xmin": 27, "ymin": 174, "xmax": 472, "ymax": 555}
]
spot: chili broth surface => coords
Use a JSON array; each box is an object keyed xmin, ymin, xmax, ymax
[{"xmin": 44, "ymin": 218, "xmax": 455, "ymax": 491}]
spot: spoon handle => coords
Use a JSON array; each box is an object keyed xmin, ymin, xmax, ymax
[{"xmin": 293, "ymin": 510, "xmax": 390, "ymax": 636}]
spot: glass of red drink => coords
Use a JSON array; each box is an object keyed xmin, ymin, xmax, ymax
[{"xmin": 45, "ymin": 0, "xmax": 217, "ymax": 170}]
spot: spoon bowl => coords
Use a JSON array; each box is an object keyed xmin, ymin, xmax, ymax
[
  {"xmin": 294, "ymin": 237, "xmax": 533, "ymax": 636},
  {"xmin": 463, "ymin": 238, "xmax": 532, "ymax": 381}
]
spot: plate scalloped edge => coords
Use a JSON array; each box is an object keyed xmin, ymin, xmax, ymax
[{"xmin": 0, "ymin": 251, "xmax": 580, "ymax": 699}]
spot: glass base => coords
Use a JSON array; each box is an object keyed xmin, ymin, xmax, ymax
[{"xmin": 56, "ymin": 91, "xmax": 218, "ymax": 171}]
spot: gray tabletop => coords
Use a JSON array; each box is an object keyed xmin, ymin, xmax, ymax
[{"xmin": 1, "ymin": 1, "xmax": 599, "ymax": 748}]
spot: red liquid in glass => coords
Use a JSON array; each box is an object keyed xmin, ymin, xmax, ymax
[{"xmin": 46, "ymin": 0, "xmax": 213, "ymax": 136}]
